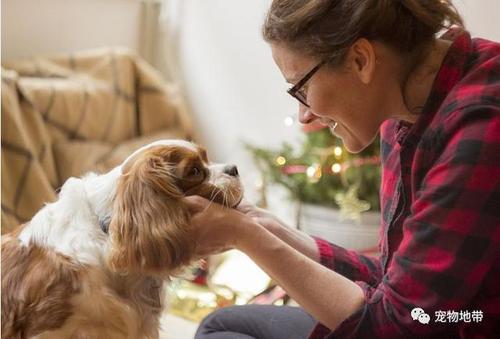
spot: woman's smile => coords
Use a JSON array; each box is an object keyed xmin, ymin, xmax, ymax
[{"xmin": 318, "ymin": 117, "xmax": 339, "ymax": 134}]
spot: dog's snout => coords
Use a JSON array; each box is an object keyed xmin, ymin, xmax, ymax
[{"xmin": 223, "ymin": 165, "xmax": 239, "ymax": 177}]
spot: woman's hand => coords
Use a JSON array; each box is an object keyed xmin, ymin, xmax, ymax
[
  {"xmin": 183, "ymin": 196, "xmax": 254, "ymax": 258},
  {"xmin": 237, "ymin": 199, "xmax": 320, "ymax": 263},
  {"xmin": 236, "ymin": 199, "xmax": 285, "ymax": 233}
]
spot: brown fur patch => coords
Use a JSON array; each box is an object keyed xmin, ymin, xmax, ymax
[{"xmin": 1, "ymin": 229, "xmax": 82, "ymax": 338}]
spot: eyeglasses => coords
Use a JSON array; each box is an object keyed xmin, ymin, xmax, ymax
[{"xmin": 287, "ymin": 60, "xmax": 326, "ymax": 107}]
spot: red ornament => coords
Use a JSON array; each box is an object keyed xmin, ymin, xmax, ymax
[
  {"xmin": 281, "ymin": 165, "xmax": 308, "ymax": 174},
  {"xmin": 191, "ymin": 259, "xmax": 209, "ymax": 286}
]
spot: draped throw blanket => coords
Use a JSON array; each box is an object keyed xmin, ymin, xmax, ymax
[{"xmin": 1, "ymin": 48, "xmax": 193, "ymax": 233}]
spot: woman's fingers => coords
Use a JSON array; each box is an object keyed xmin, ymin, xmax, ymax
[
  {"xmin": 236, "ymin": 199, "xmax": 259, "ymax": 213},
  {"xmin": 183, "ymin": 195, "xmax": 210, "ymax": 213},
  {"xmin": 183, "ymin": 195, "xmax": 247, "ymax": 255}
]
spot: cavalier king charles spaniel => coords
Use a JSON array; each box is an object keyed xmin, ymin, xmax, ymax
[{"xmin": 1, "ymin": 140, "xmax": 243, "ymax": 339}]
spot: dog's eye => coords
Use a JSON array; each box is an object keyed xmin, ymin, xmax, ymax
[{"xmin": 189, "ymin": 167, "xmax": 202, "ymax": 176}]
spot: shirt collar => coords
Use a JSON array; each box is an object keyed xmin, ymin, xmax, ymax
[{"xmin": 398, "ymin": 28, "xmax": 472, "ymax": 147}]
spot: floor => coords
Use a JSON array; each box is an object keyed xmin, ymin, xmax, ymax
[{"xmin": 160, "ymin": 313, "xmax": 199, "ymax": 339}]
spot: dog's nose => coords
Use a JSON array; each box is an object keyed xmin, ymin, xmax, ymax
[{"xmin": 224, "ymin": 165, "xmax": 239, "ymax": 177}]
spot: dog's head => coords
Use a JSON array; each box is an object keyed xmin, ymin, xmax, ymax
[{"xmin": 106, "ymin": 140, "xmax": 243, "ymax": 276}]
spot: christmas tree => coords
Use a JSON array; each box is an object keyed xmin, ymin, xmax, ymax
[{"xmin": 246, "ymin": 120, "xmax": 381, "ymax": 217}]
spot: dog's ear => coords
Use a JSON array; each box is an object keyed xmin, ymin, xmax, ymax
[{"xmin": 107, "ymin": 151, "xmax": 194, "ymax": 275}]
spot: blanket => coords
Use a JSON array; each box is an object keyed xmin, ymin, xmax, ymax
[{"xmin": 1, "ymin": 48, "xmax": 193, "ymax": 233}]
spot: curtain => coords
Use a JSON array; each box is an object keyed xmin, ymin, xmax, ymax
[{"xmin": 139, "ymin": 0, "xmax": 185, "ymax": 83}]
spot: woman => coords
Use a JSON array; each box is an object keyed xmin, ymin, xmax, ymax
[{"xmin": 187, "ymin": 0, "xmax": 500, "ymax": 338}]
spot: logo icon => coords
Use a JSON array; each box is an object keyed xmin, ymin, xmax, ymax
[{"xmin": 411, "ymin": 307, "xmax": 430, "ymax": 324}]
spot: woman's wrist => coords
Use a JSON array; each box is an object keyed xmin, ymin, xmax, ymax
[
  {"xmin": 232, "ymin": 216, "xmax": 268, "ymax": 252},
  {"xmin": 261, "ymin": 219, "xmax": 320, "ymax": 263},
  {"xmin": 256, "ymin": 216, "xmax": 281, "ymax": 234}
]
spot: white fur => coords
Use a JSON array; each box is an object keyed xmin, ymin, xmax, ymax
[
  {"xmin": 18, "ymin": 172, "xmax": 116, "ymax": 266},
  {"xmin": 18, "ymin": 139, "xmax": 197, "ymax": 266}
]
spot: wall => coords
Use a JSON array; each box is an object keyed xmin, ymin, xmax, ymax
[
  {"xmin": 454, "ymin": 0, "xmax": 500, "ymax": 42},
  {"xmin": 1, "ymin": 0, "xmax": 142, "ymax": 60},
  {"xmin": 174, "ymin": 0, "xmax": 301, "ymax": 214}
]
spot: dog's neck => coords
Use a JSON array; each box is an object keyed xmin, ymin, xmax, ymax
[
  {"xmin": 82, "ymin": 166, "xmax": 121, "ymax": 226},
  {"xmin": 17, "ymin": 167, "xmax": 121, "ymax": 266}
]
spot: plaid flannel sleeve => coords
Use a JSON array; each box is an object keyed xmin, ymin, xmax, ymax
[
  {"xmin": 314, "ymin": 106, "xmax": 500, "ymax": 338},
  {"xmin": 313, "ymin": 236, "xmax": 382, "ymax": 287}
]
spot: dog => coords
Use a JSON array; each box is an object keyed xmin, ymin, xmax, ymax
[{"xmin": 1, "ymin": 139, "xmax": 243, "ymax": 339}]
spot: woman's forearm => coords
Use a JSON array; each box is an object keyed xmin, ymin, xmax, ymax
[
  {"xmin": 236, "ymin": 219, "xmax": 365, "ymax": 331},
  {"xmin": 266, "ymin": 218, "xmax": 320, "ymax": 263}
]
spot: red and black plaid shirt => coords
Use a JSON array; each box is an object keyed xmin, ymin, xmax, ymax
[{"xmin": 309, "ymin": 29, "xmax": 500, "ymax": 338}]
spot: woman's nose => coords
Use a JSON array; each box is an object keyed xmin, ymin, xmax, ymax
[{"xmin": 298, "ymin": 105, "xmax": 318, "ymax": 124}]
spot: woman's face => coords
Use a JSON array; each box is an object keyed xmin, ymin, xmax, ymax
[{"xmin": 271, "ymin": 43, "xmax": 389, "ymax": 153}]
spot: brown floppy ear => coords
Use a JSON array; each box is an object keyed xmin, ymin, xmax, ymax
[{"xmin": 107, "ymin": 152, "xmax": 194, "ymax": 275}]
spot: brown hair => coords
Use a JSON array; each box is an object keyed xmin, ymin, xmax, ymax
[{"xmin": 263, "ymin": 0, "xmax": 464, "ymax": 65}]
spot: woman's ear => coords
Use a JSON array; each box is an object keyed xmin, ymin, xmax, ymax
[
  {"xmin": 347, "ymin": 38, "xmax": 376, "ymax": 84},
  {"xmin": 107, "ymin": 153, "xmax": 194, "ymax": 275}
]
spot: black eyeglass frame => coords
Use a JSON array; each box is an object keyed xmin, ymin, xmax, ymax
[{"xmin": 287, "ymin": 60, "xmax": 326, "ymax": 107}]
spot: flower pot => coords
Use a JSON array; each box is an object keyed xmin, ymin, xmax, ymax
[{"xmin": 298, "ymin": 203, "xmax": 380, "ymax": 251}]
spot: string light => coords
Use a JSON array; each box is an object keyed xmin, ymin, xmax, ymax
[
  {"xmin": 306, "ymin": 163, "xmax": 322, "ymax": 182},
  {"xmin": 275, "ymin": 156, "xmax": 287, "ymax": 166},
  {"xmin": 334, "ymin": 146, "xmax": 343, "ymax": 157},
  {"xmin": 306, "ymin": 166, "xmax": 316, "ymax": 177},
  {"xmin": 283, "ymin": 116, "xmax": 294, "ymax": 127},
  {"xmin": 331, "ymin": 163, "xmax": 342, "ymax": 173}
]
